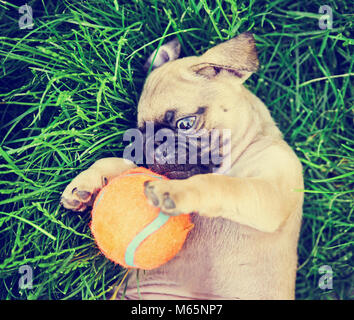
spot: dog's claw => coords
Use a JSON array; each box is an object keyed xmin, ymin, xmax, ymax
[
  {"xmin": 61, "ymin": 197, "xmax": 80, "ymax": 208},
  {"xmin": 144, "ymin": 181, "xmax": 160, "ymax": 206},
  {"xmin": 144, "ymin": 180, "xmax": 183, "ymax": 216}
]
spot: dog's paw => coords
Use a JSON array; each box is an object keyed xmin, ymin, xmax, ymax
[
  {"xmin": 143, "ymin": 180, "xmax": 195, "ymax": 216},
  {"xmin": 60, "ymin": 169, "xmax": 107, "ymax": 212}
]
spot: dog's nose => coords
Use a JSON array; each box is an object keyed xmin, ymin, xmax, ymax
[
  {"xmin": 144, "ymin": 127, "xmax": 176, "ymax": 165},
  {"xmin": 154, "ymin": 146, "xmax": 174, "ymax": 164}
]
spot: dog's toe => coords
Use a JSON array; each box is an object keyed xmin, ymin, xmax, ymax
[
  {"xmin": 144, "ymin": 181, "xmax": 160, "ymax": 206},
  {"xmin": 61, "ymin": 187, "xmax": 95, "ymax": 212},
  {"xmin": 60, "ymin": 196, "xmax": 85, "ymax": 211},
  {"xmin": 162, "ymin": 192, "xmax": 176, "ymax": 209},
  {"xmin": 75, "ymin": 190, "xmax": 92, "ymax": 201}
]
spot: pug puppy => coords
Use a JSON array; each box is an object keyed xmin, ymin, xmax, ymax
[{"xmin": 61, "ymin": 32, "xmax": 304, "ymax": 300}]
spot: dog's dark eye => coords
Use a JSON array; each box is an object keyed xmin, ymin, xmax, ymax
[{"xmin": 176, "ymin": 116, "xmax": 196, "ymax": 130}]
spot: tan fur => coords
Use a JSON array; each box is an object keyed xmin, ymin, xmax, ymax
[{"xmin": 61, "ymin": 33, "xmax": 303, "ymax": 299}]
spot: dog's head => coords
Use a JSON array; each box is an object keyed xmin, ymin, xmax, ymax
[{"xmin": 137, "ymin": 32, "xmax": 259, "ymax": 179}]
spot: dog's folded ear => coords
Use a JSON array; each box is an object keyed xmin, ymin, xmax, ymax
[
  {"xmin": 191, "ymin": 32, "xmax": 259, "ymax": 83},
  {"xmin": 143, "ymin": 38, "xmax": 181, "ymax": 72}
]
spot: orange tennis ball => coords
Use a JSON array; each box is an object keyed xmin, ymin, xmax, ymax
[{"xmin": 90, "ymin": 167, "xmax": 194, "ymax": 270}]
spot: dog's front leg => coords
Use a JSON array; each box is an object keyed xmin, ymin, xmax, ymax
[
  {"xmin": 144, "ymin": 173, "xmax": 302, "ymax": 233},
  {"xmin": 61, "ymin": 158, "xmax": 136, "ymax": 212}
]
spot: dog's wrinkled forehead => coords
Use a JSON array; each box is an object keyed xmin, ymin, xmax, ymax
[
  {"xmin": 137, "ymin": 32, "xmax": 259, "ymax": 128},
  {"xmin": 137, "ymin": 57, "xmax": 209, "ymax": 128}
]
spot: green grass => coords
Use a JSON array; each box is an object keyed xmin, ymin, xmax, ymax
[{"xmin": 0, "ymin": 0, "xmax": 353, "ymax": 300}]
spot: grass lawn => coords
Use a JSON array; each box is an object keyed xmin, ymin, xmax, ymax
[{"xmin": 0, "ymin": 0, "xmax": 353, "ymax": 300}]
